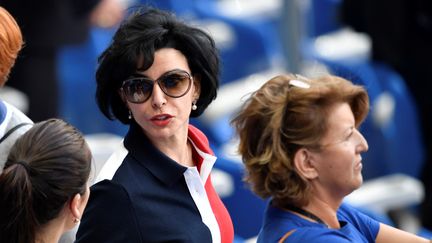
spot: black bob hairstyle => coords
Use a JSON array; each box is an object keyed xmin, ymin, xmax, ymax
[{"xmin": 96, "ymin": 6, "xmax": 220, "ymax": 124}]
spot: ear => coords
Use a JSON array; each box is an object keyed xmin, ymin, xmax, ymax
[
  {"xmin": 192, "ymin": 74, "xmax": 201, "ymax": 100},
  {"xmin": 293, "ymin": 148, "xmax": 318, "ymax": 180},
  {"xmin": 69, "ymin": 193, "xmax": 84, "ymax": 220}
]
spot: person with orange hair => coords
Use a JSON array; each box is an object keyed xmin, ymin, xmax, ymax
[
  {"xmin": 0, "ymin": 6, "xmax": 32, "ymax": 169},
  {"xmin": 0, "ymin": 7, "xmax": 20, "ymax": 85}
]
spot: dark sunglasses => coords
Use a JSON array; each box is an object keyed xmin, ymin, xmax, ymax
[{"xmin": 121, "ymin": 69, "xmax": 193, "ymax": 103}]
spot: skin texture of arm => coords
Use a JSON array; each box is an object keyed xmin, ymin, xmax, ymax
[{"xmin": 376, "ymin": 223, "xmax": 430, "ymax": 243}]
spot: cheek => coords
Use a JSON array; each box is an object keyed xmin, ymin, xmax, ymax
[
  {"xmin": 179, "ymin": 100, "xmax": 193, "ymax": 117},
  {"xmin": 178, "ymin": 93, "xmax": 194, "ymax": 110},
  {"xmin": 129, "ymin": 102, "xmax": 150, "ymax": 115},
  {"xmin": 337, "ymin": 150, "xmax": 358, "ymax": 174},
  {"xmin": 320, "ymin": 150, "xmax": 351, "ymax": 172}
]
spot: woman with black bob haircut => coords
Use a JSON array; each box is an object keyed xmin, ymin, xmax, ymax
[
  {"xmin": 96, "ymin": 6, "xmax": 219, "ymax": 123},
  {"xmin": 0, "ymin": 118, "xmax": 92, "ymax": 243},
  {"xmin": 76, "ymin": 6, "xmax": 234, "ymax": 243}
]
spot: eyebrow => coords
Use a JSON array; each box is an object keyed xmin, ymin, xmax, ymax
[
  {"xmin": 330, "ymin": 125, "xmax": 353, "ymax": 140},
  {"xmin": 340, "ymin": 126, "xmax": 355, "ymax": 139}
]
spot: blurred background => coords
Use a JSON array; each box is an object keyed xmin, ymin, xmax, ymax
[{"xmin": 2, "ymin": 0, "xmax": 432, "ymax": 242}]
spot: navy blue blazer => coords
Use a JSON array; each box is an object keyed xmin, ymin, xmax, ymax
[{"xmin": 76, "ymin": 123, "xmax": 213, "ymax": 242}]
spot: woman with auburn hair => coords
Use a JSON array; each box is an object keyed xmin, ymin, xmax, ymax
[
  {"xmin": 0, "ymin": 118, "xmax": 92, "ymax": 243},
  {"xmin": 0, "ymin": 6, "xmax": 32, "ymax": 169},
  {"xmin": 232, "ymin": 74, "xmax": 430, "ymax": 242},
  {"xmin": 0, "ymin": 6, "xmax": 22, "ymax": 85}
]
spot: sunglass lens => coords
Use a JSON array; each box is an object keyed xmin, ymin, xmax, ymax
[
  {"xmin": 123, "ymin": 79, "xmax": 152, "ymax": 103},
  {"xmin": 160, "ymin": 72, "xmax": 191, "ymax": 97}
]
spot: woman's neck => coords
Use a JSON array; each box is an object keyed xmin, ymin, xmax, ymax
[
  {"xmin": 35, "ymin": 217, "xmax": 66, "ymax": 243},
  {"xmin": 151, "ymin": 131, "xmax": 195, "ymax": 167},
  {"xmin": 303, "ymin": 196, "xmax": 341, "ymax": 229}
]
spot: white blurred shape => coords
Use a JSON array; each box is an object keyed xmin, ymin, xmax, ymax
[
  {"xmin": 372, "ymin": 91, "xmax": 395, "ymax": 128},
  {"xmin": 211, "ymin": 168, "xmax": 235, "ymax": 198}
]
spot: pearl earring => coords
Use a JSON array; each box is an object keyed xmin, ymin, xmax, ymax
[
  {"xmin": 128, "ymin": 110, "xmax": 132, "ymax": 119},
  {"xmin": 192, "ymin": 101, "xmax": 197, "ymax": 111}
]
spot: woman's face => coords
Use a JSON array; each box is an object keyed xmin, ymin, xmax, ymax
[
  {"xmin": 310, "ymin": 102, "xmax": 369, "ymax": 197},
  {"xmin": 126, "ymin": 48, "xmax": 199, "ymax": 143}
]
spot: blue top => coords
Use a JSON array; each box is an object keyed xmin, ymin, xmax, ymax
[
  {"xmin": 258, "ymin": 202, "xmax": 380, "ymax": 243},
  {"xmin": 0, "ymin": 100, "xmax": 6, "ymax": 124}
]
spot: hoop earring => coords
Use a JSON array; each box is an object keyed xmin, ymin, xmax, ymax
[
  {"xmin": 192, "ymin": 101, "xmax": 197, "ymax": 111},
  {"xmin": 128, "ymin": 110, "xmax": 132, "ymax": 120}
]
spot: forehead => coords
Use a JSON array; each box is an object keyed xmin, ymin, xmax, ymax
[
  {"xmin": 137, "ymin": 48, "xmax": 190, "ymax": 78},
  {"xmin": 328, "ymin": 102, "xmax": 354, "ymax": 121},
  {"xmin": 322, "ymin": 103, "xmax": 355, "ymax": 138}
]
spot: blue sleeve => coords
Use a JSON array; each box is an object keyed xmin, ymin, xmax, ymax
[
  {"xmin": 75, "ymin": 180, "xmax": 142, "ymax": 243},
  {"xmin": 0, "ymin": 100, "xmax": 6, "ymax": 123},
  {"xmin": 338, "ymin": 203, "xmax": 380, "ymax": 241}
]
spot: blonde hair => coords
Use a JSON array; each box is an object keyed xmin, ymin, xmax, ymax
[
  {"xmin": 231, "ymin": 74, "xmax": 369, "ymax": 208},
  {"xmin": 0, "ymin": 7, "xmax": 23, "ymax": 86}
]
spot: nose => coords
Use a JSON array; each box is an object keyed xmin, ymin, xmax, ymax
[
  {"xmin": 150, "ymin": 82, "xmax": 167, "ymax": 109},
  {"xmin": 355, "ymin": 129, "xmax": 369, "ymax": 153}
]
